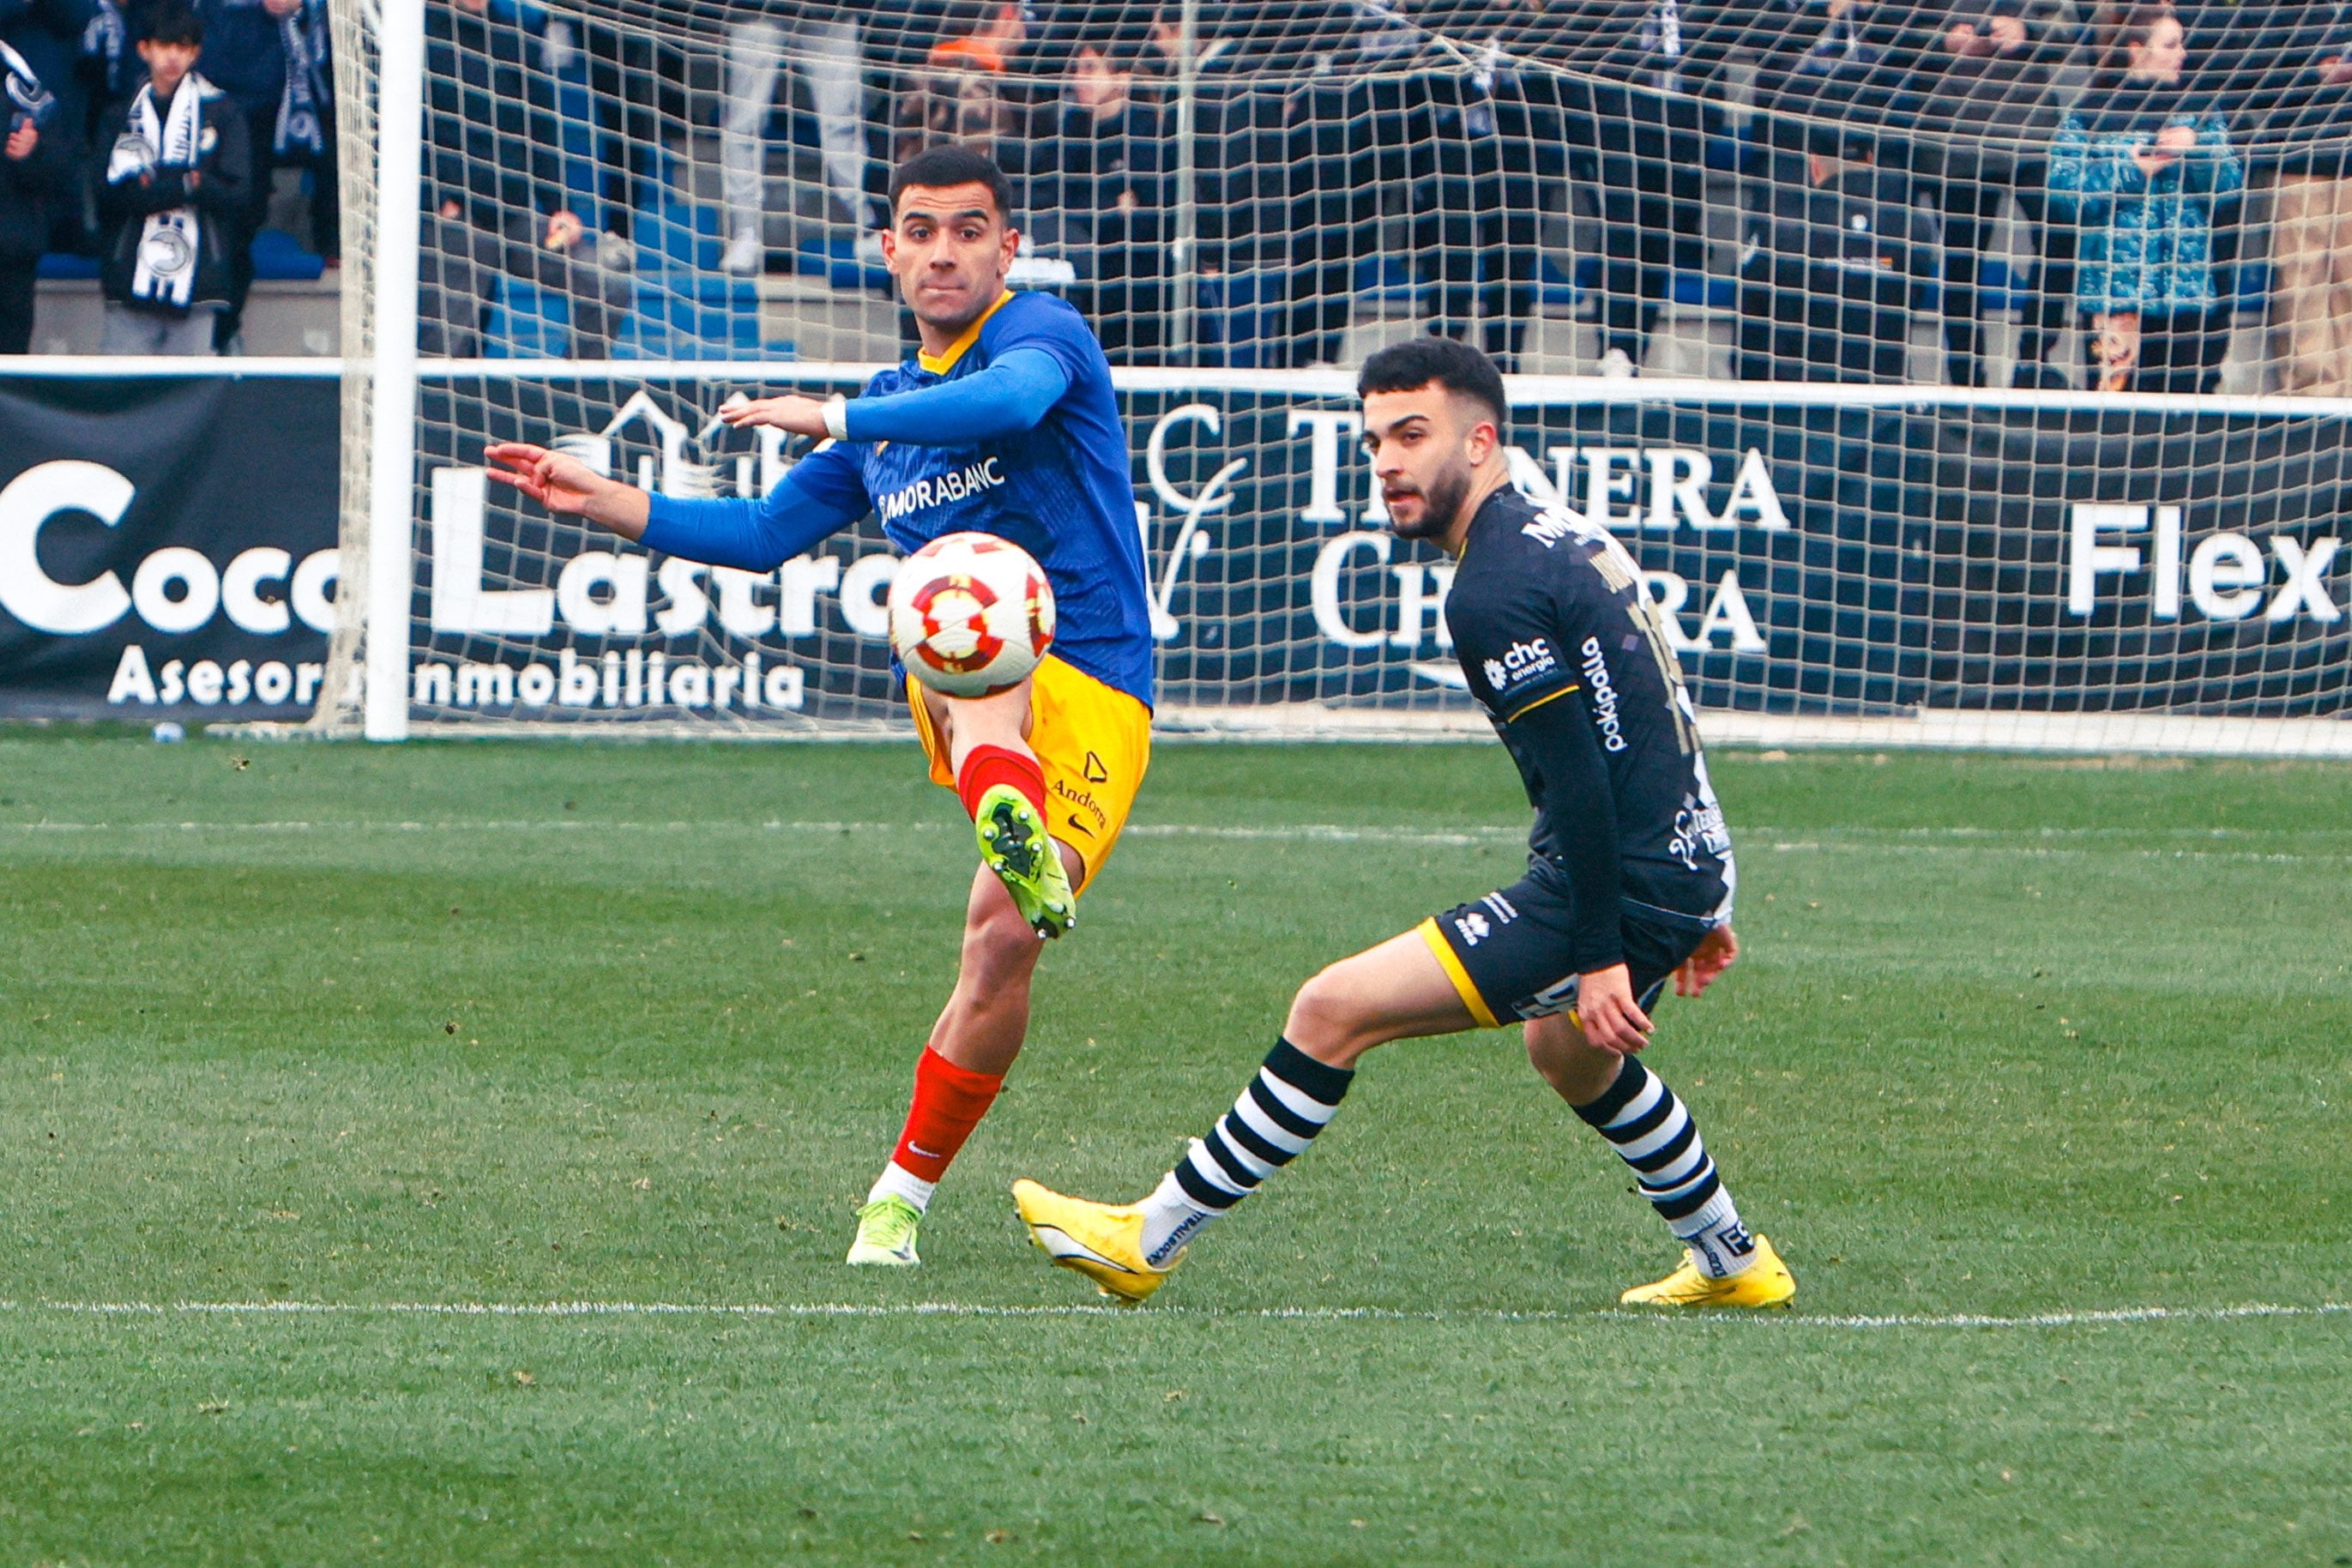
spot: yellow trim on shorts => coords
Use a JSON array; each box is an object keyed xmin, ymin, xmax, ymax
[
  {"xmin": 1417, "ymin": 916, "xmax": 1502, "ymax": 1029},
  {"xmin": 908, "ymin": 654, "xmax": 1152, "ymax": 893}
]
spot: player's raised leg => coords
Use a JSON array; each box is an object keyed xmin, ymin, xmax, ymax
[
  {"xmin": 847, "ymin": 677, "xmax": 1101, "ymax": 1259},
  {"xmin": 1011, "ymin": 926, "xmax": 1472, "ymax": 1302},
  {"xmin": 925, "ymin": 677, "xmax": 1076, "ymax": 940}
]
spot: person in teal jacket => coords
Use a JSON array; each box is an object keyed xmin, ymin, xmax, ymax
[{"xmin": 2047, "ymin": 1, "xmax": 2245, "ymax": 389}]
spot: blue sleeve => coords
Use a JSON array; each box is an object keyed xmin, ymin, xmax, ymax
[
  {"xmin": 639, "ymin": 440, "xmax": 871, "ymax": 571},
  {"xmin": 841, "ymin": 347, "xmax": 1071, "ymax": 445}
]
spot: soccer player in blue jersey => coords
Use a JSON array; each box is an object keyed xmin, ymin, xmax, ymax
[{"xmin": 485, "ymin": 145, "xmax": 1155, "ymax": 1269}]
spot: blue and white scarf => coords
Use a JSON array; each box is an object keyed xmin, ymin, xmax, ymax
[
  {"xmin": 111, "ymin": 75, "xmax": 218, "ymax": 311},
  {"xmin": 275, "ymin": 0, "xmax": 329, "ymax": 157},
  {"xmin": 82, "ymin": 1, "xmax": 128, "ymax": 96},
  {"xmin": 2, "ymin": 36, "xmax": 54, "ymax": 132}
]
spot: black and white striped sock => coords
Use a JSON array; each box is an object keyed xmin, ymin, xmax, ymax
[
  {"xmin": 1573, "ymin": 1056, "xmax": 1758, "ymax": 1279},
  {"xmin": 1136, "ymin": 1039, "xmax": 1354, "ymax": 1266}
]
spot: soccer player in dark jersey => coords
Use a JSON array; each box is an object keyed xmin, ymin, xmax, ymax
[
  {"xmin": 483, "ymin": 146, "xmax": 1155, "ymax": 1270},
  {"xmin": 1015, "ymin": 337, "xmax": 1796, "ymax": 1309}
]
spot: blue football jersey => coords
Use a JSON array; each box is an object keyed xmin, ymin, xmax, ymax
[{"xmin": 816, "ymin": 291, "xmax": 1154, "ymax": 707}]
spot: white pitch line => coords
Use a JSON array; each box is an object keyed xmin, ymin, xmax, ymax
[
  {"xmin": 4, "ymin": 818, "xmax": 2349, "ymax": 846},
  {"xmin": 2, "ymin": 1298, "xmax": 2344, "ymax": 1332},
  {"xmin": 6, "ymin": 819, "xmax": 2349, "ymax": 864}
]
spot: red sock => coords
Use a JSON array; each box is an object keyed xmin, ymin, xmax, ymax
[
  {"xmin": 956, "ymin": 744, "xmax": 1046, "ymax": 822},
  {"xmin": 890, "ymin": 1047, "xmax": 1006, "ymax": 1183}
]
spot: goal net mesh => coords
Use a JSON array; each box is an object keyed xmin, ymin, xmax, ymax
[{"xmin": 316, "ymin": 0, "xmax": 2352, "ymax": 751}]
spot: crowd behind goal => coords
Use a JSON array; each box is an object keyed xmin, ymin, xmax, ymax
[{"xmin": 5, "ymin": 0, "xmax": 2352, "ymax": 395}]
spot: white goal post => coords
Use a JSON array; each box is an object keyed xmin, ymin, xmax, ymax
[{"xmin": 313, "ymin": 0, "xmax": 2352, "ymax": 755}]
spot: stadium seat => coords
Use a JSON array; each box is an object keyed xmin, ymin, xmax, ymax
[
  {"xmin": 250, "ymin": 228, "xmax": 326, "ymax": 282},
  {"xmin": 34, "ymin": 252, "xmax": 100, "ymax": 280},
  {"xmin": 613, "ymin": 271, "xmax": 763, "ymax": 360},
  {"xmin": 1192, "ymin": 269, "xmax": 1288, "ymax": 368},
  {"xmin": 793, "ymin": 234, "xmax": 890, "ymax": 293},
  {"xmin": 636, "ymin": 200, "xmax": 723, "ymax": 274},
  {"xmin": 480, "ymin": 279, "xmax": 572, "ymax": 359}
]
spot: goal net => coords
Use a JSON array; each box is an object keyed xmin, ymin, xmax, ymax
[{"xmin": 315, "ymin": 0, "xmax": 2352, "ymax": 753}]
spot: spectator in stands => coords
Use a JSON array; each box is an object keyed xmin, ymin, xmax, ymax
[
  {"xmin": 425, "ymin": 0, "xmax": 563, "ymax": 232},
  {"xmin": 1736, "ymin": 121, "xmax": 1943, "ymax": 381},
  {"xmin": 1028, "ymin": 31, "xmax": 1168, "ymax": 362},
  {"xmin": 1284, "ymin": 58, "xmax": 1380, "ymax": 371},
  {"xmin": 196, "ymin": 0, "xmax": 335, "ymax": 350},
  {"xmin": 97, "ymin": 1, "xmax": 248, "ymax": 354},
  {"xmin": 1409, "ymin": 18, "xmax": 1559, "ymax": 372},
  {"xmin": 893, "ymin": 0, "xmax": 1034, "ymax": 169},
  {"xmin": 4, "ymin": 0, "xmax": 99, "ymax": 260},
  {"xmin": 2, "ymin": 17, "xmax": 68, "ymax": 350},
  {"xmin": 720, "ymin": 4, "xmax": 876, "ymax": 274},
  {"xmin": 419, "ymin": 188, "xmax": 487, "ymax": 355},
  {"xmin": 2254, "ymin": 11, "xmax": 2352, "ymax": 395},
  {"xmin": 498, "ymin": 202, "xmax": 631, "ymax": 357},
  {"xmin": 1912, "ymin": 0, "xmax": 2081, "ymax": 387},
  {"xmin": 1548, "ymin": 0, "xmax": 1742, "ymax": 377},
  {"xmin": 2048, "ymin": 3, "xmax": 2244, "ymax": 391}
]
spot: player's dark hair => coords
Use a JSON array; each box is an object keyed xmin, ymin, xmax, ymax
[
  {"xmin": 1358, "ymin": 337, "xmax": 1508, "ymax": 431},
  {"xmin": 136, "ymin": 0, "xmax": 204, "ymax": 46},
  {"xmin": 890, "ymin": 145, "xmax": 1017, "ymax": 225}
]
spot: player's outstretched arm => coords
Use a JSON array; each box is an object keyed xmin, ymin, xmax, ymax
[
  {"xmin": 719, "ymin": 349, "xmax": 1071, "ymax": 448},
  {"xmin": 485, "ymin": 438, "xmax": 871, "ymax": 575},
  {"xmin": 485, "ymin": 443, "xmax": 651, "ymax": 539}
]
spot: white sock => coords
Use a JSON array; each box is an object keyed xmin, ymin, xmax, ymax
[
  {"xmin": 1672, "ymin": 1188, "xmax": 1759, "ymax": 1279},
  {"xmin": 867, "ymin": 1161, "xmax": 937, "ymax": 1213},
  {"xmin": 1137, "ymin": 1169, "xmax": 1221, "ymax": 1266},
  {"xmin": 1574, "ymin": 1056, "xmax": 1758, "ymax": 1279}
]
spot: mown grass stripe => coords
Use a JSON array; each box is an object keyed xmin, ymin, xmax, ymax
[{"xmin": 4, "ymin": 1298, "xmax": 2344, "ymax": 1331}]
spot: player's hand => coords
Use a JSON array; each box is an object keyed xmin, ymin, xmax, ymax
[
  {"xmin": 1674, "ymin": 926, "xmax": 1740, "ymax": 999},
  {"xmin": 1576, "ymin": 963, "xmax": 1655, "ymax": 1055},
  {"xmin": 717, "ymin": 394, "xmax": 831, "ymax": 437},
  {"xmin": 484, "ymin": 442, "xmax": 609, "ymax": 519},
  {"xmin": 4, "ymin": 123, "xmax": 36, "ymax": 161}
]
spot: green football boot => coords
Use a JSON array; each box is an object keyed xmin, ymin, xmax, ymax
[
  {"xmin": 974, "ymin": 783, "xmax": 1076, "ymax": 938},
  {"xmin": 845, "ymin": 1194, "xmax": 923, "ymax": 1267}
]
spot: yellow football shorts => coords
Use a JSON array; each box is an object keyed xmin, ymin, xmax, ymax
[{"xmin": 908, "ymin": 654, "xmax": 1151, "ymax": 890}]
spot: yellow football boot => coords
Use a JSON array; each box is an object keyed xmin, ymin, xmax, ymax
[
  {"xmin": 1619, "ymin": 1234, "xmax": 1795, "ymax": 1309},
  {"xmin": 1011, "ymin": 1179, "xmax": 1179, "ymax": 1305}
]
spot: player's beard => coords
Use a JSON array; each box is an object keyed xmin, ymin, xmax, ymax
[{"xmin": 1389, "ymin": 461, "xmax": 1473, "ymax": 543}]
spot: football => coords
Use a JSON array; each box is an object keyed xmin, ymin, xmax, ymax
[{"xmin": 885, "ymin": 532, "xmax": 1057, "ymax": 697}]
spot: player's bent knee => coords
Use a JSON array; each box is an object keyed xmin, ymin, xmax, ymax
[
  {"xmin": 1284, "ymin": 964, "xmax": 1386, "ymax": 1065},
  {"xmin": 961, "ymin": 896, "xmax": 1046, "ymax": 983},
  {"xmin": 1525, "ymin": 1017, "xmax": 1619, "ymax": 1105}
]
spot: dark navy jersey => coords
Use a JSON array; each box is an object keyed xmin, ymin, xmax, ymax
[
  {"xmin": 1444, "ymin": 485, "xmax": 1736, "ymax": 932},
  {"xmin": 799, "ymin": 290, "xmax": 1155, "ymax": 707}
]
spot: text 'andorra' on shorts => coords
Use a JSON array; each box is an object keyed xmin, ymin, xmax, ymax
[{"xmin": 907, "ymin": 653, "xmax": 1151, "ymax": 890}]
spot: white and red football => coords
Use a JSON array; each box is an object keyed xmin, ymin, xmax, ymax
[{"xmin": 885, "ymin": 532, "xmax": 1057, "ymax": 697}]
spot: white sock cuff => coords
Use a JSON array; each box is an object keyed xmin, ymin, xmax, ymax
[{"xmin": 868, "ymin": 1161, "xmax": 938, "ymax": 1214}]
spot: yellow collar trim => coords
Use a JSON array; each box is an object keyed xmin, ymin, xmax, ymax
[{"xmin": 917, "ymin": 291, "xmax": 1016, "ymax": 375}]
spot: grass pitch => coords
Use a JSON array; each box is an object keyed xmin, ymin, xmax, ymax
[{"xmin": 2, "ymin": 733, "xmax": 2347, "ymax": 1565}]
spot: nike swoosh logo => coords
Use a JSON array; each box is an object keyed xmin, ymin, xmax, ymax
[
  {"xmin": 1064, "ymin": 814, "xmax": 1094, "ymax": 836},
  {"xmin": 908, "ymin": 1143, "xmax": 942, "ymax": 1159}
]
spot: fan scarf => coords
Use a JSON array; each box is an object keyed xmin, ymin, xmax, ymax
[
  {"xmin": 111, "ymin": 75, "xmax": 211, "ymax": 311},
  {"xmin": 275, "ymin": 0, "xmax": 328, "ymax": 157},
  {"xmin": 2, "ymin": 37, "xmax": 53, "ymax": 129}
]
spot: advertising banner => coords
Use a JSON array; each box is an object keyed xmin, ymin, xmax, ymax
[
  {"xmin": 6, "ymin": 370, "xmax": 2347, "ymax": 724},
  {"xmin": 0, "ymin": 372, "xmax": 341, "ymax": 721}
]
